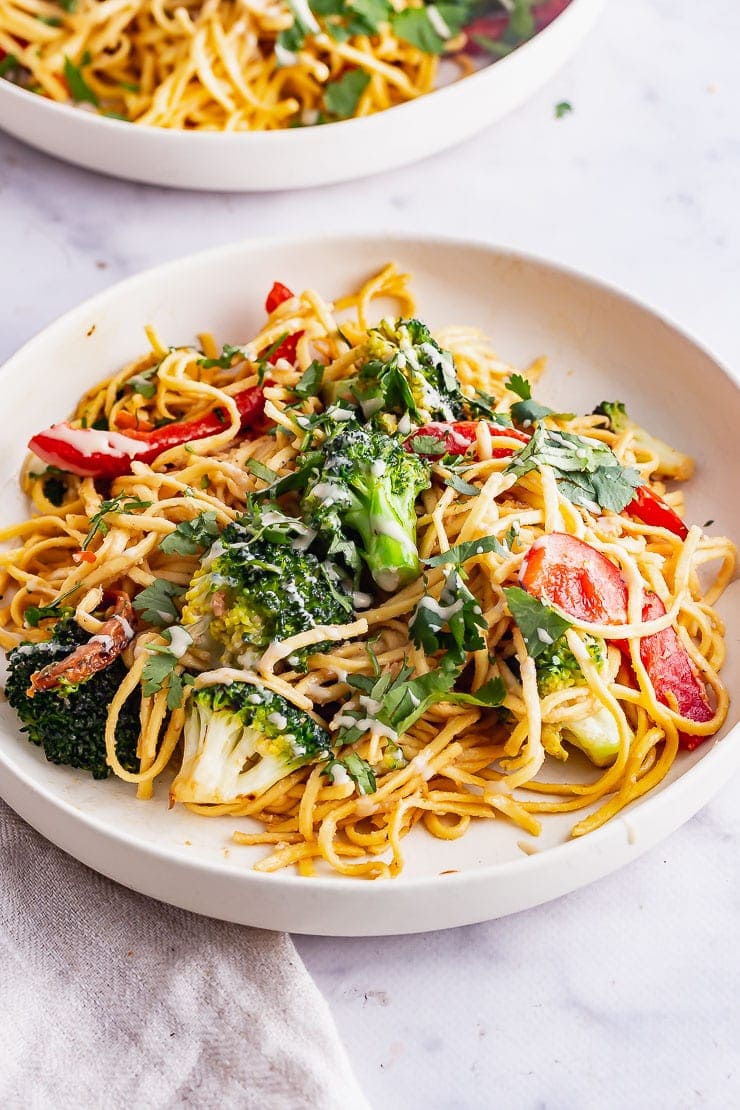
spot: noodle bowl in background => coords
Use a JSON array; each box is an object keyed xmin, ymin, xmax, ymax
[
  {"xmin": 0, "ymin": 0, "xmax": 572, "ymax": 130},
  {"xmin": 0, "ymin": 262, "xmax": 734, "ymax": 881}
]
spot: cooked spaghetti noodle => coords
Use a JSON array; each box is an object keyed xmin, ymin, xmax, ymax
[
  {"xmin": 0, "ymin": 263, "xmax": 735, "ymax": 880},
  {"xmin": 0, "ymin": 0, "xmax": 478, "ymax": 129}
]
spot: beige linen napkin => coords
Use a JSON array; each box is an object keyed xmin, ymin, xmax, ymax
[{"xmin": 0, "ymin": 799, "xmax": 369, "ymax": 1110}]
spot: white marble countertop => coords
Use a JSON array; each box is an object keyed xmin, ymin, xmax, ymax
[{"xmin": 2, "ymin": 0, "xmax": 739, "ymax": 1105}]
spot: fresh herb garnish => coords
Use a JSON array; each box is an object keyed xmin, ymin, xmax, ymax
[
  {"xmin": 324, "ymin": 752, "xmax": 377, "ymax": 795},
  {"xmin": 505, "ymin": 372, "xmax": 561, "ymax": 426},
  {"xmin": 24, "ymin": 584, "xmax": 82, "ymax": 628},
  {"xmin": 424, "ymin": 534, "xmax": 508, "ymax": 569},
  {"xmin": 127, "ymin": 368, "xmax": 158, "ymax": 398},
  {"xmin": 197, "ymin": 344, "xmax": 248, "ymax": 370},
  {"xmin": 505, "ymin": 425, "xmax": 642, "ymax": 513},
  {"xmin": 142, "ymin": 630, "xmax": 194, "ymax": 709},
  {"xmin": 0, "ymin": 54, "xmax": 20, "ymax": 78},
  {"xmin": 132, "ymin": 579, "xmax": 186, "ymax": 627},
  {"xmin": 410, "ymin": 569, "xmax": 487, "ymax": 661},
  {"xmin": 159, "ymin": 511, "xmax": 220, "ymax": 556},
  {"xmin": 63, "ymin": 55, "xmax": 99, "ymax": 106},
  {"xmin": 293, "ymin": 360, "xmax": 325, "ymax": 399},
  {"xmin": 503, "ymin": 586, "xmax": 572, "ymax": 659},
  {"xmin": 324, "ymin": 68, "xmax": 370, "ymax": 118},
  {"xmin": 555, "ymin": 100, "xmax": 573, "ymax": 119},
  {"xmin": 82, "ymin": 494, "xmax": 152, "ymax": 550}
]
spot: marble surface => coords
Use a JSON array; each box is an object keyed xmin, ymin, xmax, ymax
[{"xmin": 1, "ymin": 0, "xmax": 740, "ymax": 1106}]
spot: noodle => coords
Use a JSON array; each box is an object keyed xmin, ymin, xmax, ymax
[
  {"xmin": 0, "ymin": 262, "xmax": 735, "ymax": 880},
  {"xmin": 0, "ymin": 0, "xmax": 481, "ymax": 129}
]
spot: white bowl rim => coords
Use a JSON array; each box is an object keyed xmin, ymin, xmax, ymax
[
  {"xmin": 1, "ymin": 229, "xmax": 738, "ymax": 897},
  {"xmin": 0, "ymin": 0, "xmax": 590, "ymax": 142}
]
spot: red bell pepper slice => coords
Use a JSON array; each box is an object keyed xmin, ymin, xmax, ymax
[
  {"xmin": 637, "ymin": 592, "xmax": 714, "ymax": 741},
  {"xmin": 404, "ymin": 421, "xmax": 530, "ymax": 459},
  {"xmin": 264, "ymin": 281, "xmax": 302, "ymax": 364},
  {"xmin": 519, "ymin": 532, "xmax": 714, "ymax": 739},
  {"xmin": 624, "ymin": 484, "xmax": 688, "ymax": 540},
  {"xmin": 28, "ymin": 385, "xmax": 265, "ymax": 479}
]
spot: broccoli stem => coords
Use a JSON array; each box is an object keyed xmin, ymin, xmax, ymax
[{"xmin": 345, "ymin": 482, "xmax": 421, "ymax": 592}]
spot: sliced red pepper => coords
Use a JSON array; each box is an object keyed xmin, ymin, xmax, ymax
[
  {"xmin": 520, "ymin": 532, "xmax": 628, "ymax": 625},
  {"xmin": 265, "ymin": 281, "xmax": 303, "ymax": 364},
  {"xmin": 28, "ymin": 385, "xmax": 264, "ymax": 479},
  {"xmin": 519, "ymin": 532, "xmax": 714, "ymax": 739},
  {"xmin": 625, "ymin": 484, "xmax": 688, "ymax": 540},
  {"xmin": 265, "ymin": 281, "xmax": 294, "ymax": 313},
  {"xmin": 405, "ymin": 421, "xmax": 530, "ymax": 459},
  {"xmin": 637, "ymin": 592, "xmax": 713, "ymax": 741}
]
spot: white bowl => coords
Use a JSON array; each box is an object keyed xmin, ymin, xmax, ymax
[
  {"xmin": 0, "ymin": 233, "xmax": 738, "ymax": 935},
  {"xmin": 0, "ymin": 0, "xmax": 603, "ymax": 191}
]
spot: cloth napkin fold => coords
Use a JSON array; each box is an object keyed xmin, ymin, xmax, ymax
[{"xmin": 0, "ymin": 799, "xmax": 369, "ymax": 1110}]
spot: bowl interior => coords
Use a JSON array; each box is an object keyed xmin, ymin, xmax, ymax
[{"xmin": 0, "ymin": 235, "xmax": 738, "ymax": 886}]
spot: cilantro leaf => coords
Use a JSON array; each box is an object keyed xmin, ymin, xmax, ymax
[
  {"xmin": 441, "ymin": 469, "xmax": 480, "ymax": 497},
  {"xmin": 83, "ymin": 494, "xmax": 152, "ymax": 550},
  {"xmin": 132, "ymin": 579, "xmax": 185, "ymax": 627},
  {"xmin": 159, "ymin": 511, "xmax": 220, "ymax": 556},
  {"xmin": 503, "ymin": 587, "xmax": 572, "ymax": 659},
  {"xmin": 555, "ymin": 100, "xmax": 573, "ymax": 119},
  {"xmin": 324, "ymin": 752, "xmax": 377, "ymax": 795},
  {"xmin": 391, "ymin": 8, "xmax": 444, "ymax": 54},
  {"xmin": 197, "ymin": 344, "xmax": 247, "ymax": 370},
  {"xmin": 0, "ymin": 54, "xmax": 20, "ymax": 78},
  {"xmin": 25, "ymin": 603, "xmax": 74, "ymax": 628},
  {"xmin": 505, "ymin": 425, "xmax": 642, "ymax": 513},
  {"xmin": 324, "ymin": 69, "xmax": 370, "ymax": 119},
  {"xmin": 506, "ymin": 373, "xmax": 533, "ymax": 401},
  {"xmin": 63, "ymin": 55, "xmax": 99, "ymax": 106},
  {"xmin": 278, "ymin": 0, "xmax": 320, "ymax": 52},
  {"xmin": 505, "ymin": 373, "xmax": 559, "ymax": 425},
  {"xmin": 24, "ymin": 584, "xmax": 82, "ymax": 628},
  {"xmin": 410, "ymin": 569, "xmax": 487, "ymax": 663},
  {"xmin": 424, "ymin": 534, "xmax": 508, "ymax": 569},
  {"xmin": 293, "ymin": 360, "xmax": 325, "ymax": 399},
  {"xmin": 408, "ymin": 435, "xmax": 447, "ymax": 457},
  {"xmin": 126, "ymin": 368, "xmax": 157, "ymax": 398},
  {"xmin": 142, "ymin": 636, "xmax": 193, "ymax": 709}
]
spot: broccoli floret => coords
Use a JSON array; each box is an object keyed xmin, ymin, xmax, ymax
[
  {"xmin": 326, "ymin": 318, "xmax": 466, "ymax": 426},
  {"xmin": 300, "ymin": 419, "xmax": 431, "ymax": 592},
  {"xmin": 182, "ymin": 508, "xmax": 353, "ymax": 670},
  {"xmin": 535, "ymin": 632, "xmax": 619, "ymax": 767},
  {"xmin": 593, "ymin": 401, "xmax": 693, "ymax": 480},
  {"xmin": 170, "ymin": 682, "xmax": 332, "ymax": 804},
  {"xmin": 535, "ymin": 633, "xmax": 606, "ymax": 697},
  {"xmin": 4, "ymin": 622, "xmax": 139, "ymax": 779}
]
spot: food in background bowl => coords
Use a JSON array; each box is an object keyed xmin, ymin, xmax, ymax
[{"xmin": 0, "ymin": 0, "xmax": 571, "ymax": 130}]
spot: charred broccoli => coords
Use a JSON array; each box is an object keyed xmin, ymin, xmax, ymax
[
  {"xmin": 4, "ymin": 622, "xmax": 139, "ymax": 779},
  {"xmin": 170, "ymin": 681, "xmax": 332, "ymax": 803},
  {"xmin": 182, "ymin": 506, "xmax": 353, "ymax": 670}
]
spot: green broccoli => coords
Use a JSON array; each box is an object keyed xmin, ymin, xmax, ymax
[
  {"xmin": 535, "ymin": 632, "xmax": 619, "ymax": 767},
  {"xmin": 300, "ymin": 419, "xmax": 431, "ymax": 592},
  {"xmin": 182, "ymin": 506, "xmax": 353, "ymax": 670},
  {"xmin": 4, "ymin": 622, "xmax": 139, "ymax": 779},
  {"xmin": 593, "ymin": 401, "xmax": 693, "ymax": 480},
  {"xmin": 170, "ymin": 682, "xmax": 332, "ymax": 803},
  {"xmin": 325, "ymin": 318, "xmax": 466, "ymax": 426}
]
